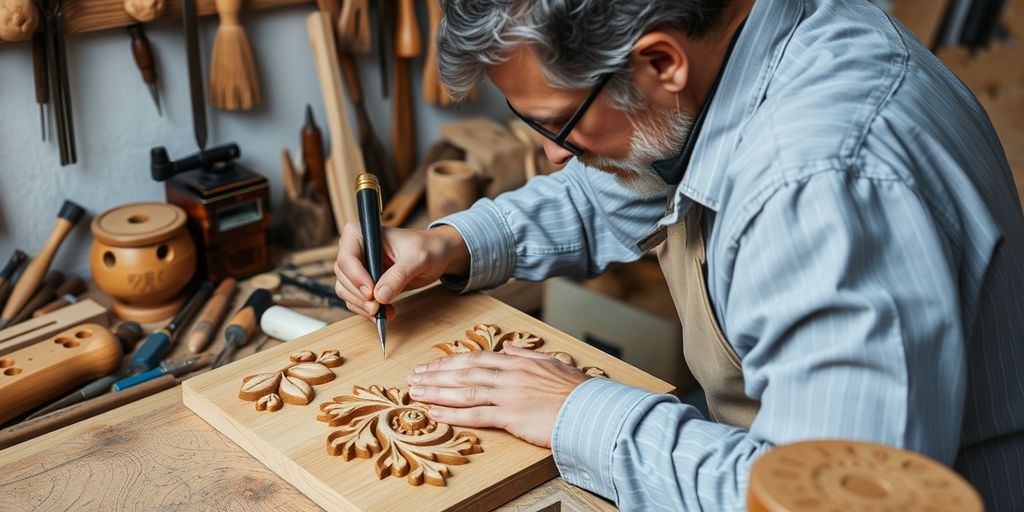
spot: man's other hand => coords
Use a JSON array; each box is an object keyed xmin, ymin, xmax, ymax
[{"xmin": 406, "ymin": 346, "xmax": 594, "ymax": 448}]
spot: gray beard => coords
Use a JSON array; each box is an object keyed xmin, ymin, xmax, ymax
[{"xmin": 582, "ymin": 107, "xmax": 694, "ymax": 196}]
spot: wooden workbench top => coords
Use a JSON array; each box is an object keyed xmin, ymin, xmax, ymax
[
  {"xmin": 0, "ymin": 369, "xmax": 615, "ymax": 512},
  {"xmin": 0, "ymin": 280, "xmax": 613, "ymax": 511}
]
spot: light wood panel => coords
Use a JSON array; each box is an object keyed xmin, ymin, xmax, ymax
[{"xmin": 183, "ymin": 288, "xmax": 672, "ymax": 512}]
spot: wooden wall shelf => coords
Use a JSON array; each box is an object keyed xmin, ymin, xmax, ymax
[{"xmin": 1, "ymin": 0, "xmax": 313, "ymax": 44}]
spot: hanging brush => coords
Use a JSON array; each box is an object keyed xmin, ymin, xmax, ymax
[{"xmin": 209, "ymin": 0, "xmax": 261, "ymax": 110}]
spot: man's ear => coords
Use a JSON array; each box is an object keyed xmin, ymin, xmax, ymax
[{"xmin": 629, "ymin": 31, "xmax": 689, "ymax": 97}]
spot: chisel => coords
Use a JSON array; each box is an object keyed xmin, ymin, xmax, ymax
[
  {"xmin": 113, "ymin": 353, "xmax": 210, "ymax": 391},
  {"xmin": 127, "ymin": 282, "xmax": 213, "ymax": 375},
  {"xmin": 212, "ymin": 289, "xmax": 273, "ymax": 369},
  {"xmin": 185, "ymin": 277, "xmax": 236, "ymax": 353},
  {"xmin": 128, "ymin": 24, "xmax": 162, "ymax": 115}
]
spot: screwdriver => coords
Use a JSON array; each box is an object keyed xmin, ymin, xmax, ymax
[
  {"xmin": 212, "ymin": 289, "xmax": 274, "ymax": 369},
  {"xmin": 127, "ymin": 24, "xmax": 162, "ymax": 115},
  {"xmin": 127, "ymin": 282, "xmax": 213, "ymax": 375}
]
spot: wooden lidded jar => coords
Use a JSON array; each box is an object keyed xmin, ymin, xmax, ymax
[{"xmin": 90, "ymin": 203, "xmax": 196, "ymax": 322}]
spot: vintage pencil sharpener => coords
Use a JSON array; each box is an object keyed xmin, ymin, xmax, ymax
[{"xmin": 150, "ymin": 143, "xmax": 272, "ymax": 281}]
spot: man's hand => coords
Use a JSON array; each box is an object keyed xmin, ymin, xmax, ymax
[
  {"xmin": 406, "ymin": 346, "xmax": 594, "ymax": 448},
  {"xmin": 334, "ymin": 223, "xmax": 470, "ymax": 320}
]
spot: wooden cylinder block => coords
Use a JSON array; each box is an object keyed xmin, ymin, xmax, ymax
[
  {"xmin": 426, "ymin": 160, "xmax": 480, "ymax": 221},
  {"xmin": 747, "ymin": 440, "xmax": 983, "ymax": 512},
  {"xmin": 90, "ymin": 203, "xmax": 197, "ymax": 322},
  {"xmin": 0, "ymin": 323, "xmax": 123, "ymax": 425}
]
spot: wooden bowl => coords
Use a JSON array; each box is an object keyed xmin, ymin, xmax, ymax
[{"xmin": 90, "ymin": 203, "xmax": 196, "ymax": 322}]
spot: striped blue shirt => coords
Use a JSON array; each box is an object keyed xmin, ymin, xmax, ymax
[{"xmin": 435, "ymin": 0, "xmax": 1024, "ymax": 509}]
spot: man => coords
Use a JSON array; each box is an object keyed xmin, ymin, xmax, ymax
[{"xmin": 334, "ymin": 0, "xmax": 1024, "ymax": 509}]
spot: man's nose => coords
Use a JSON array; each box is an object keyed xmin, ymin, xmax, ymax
[{"xmin": 540, "ymin": 138, "xmax": 575, "ymax": 166}]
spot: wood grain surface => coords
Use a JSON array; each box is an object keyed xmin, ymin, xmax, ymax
[{"xmin": 183, "ymin": 288, "xmax": 672, "ymax": 511}]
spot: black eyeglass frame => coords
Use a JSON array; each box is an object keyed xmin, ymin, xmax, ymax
[{"xmin": 505, "ymin": 72, "xmax": 615, "ymax": 157}]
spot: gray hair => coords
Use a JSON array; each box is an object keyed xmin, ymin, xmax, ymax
[{"xmin": 437, "ymin": 0, "xmax": 730, "ymax": 111}]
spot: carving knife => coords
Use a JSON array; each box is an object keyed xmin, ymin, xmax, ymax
[
  {"xmin": 182, "ymin": 0, "xmax": 207, "ymax": 150},
  {"xmin": 355, "ymin": 173, "xmax": 386, "ymax": 358}
]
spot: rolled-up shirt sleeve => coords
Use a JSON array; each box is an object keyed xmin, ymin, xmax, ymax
[{"xmin": 430, "ymin": 159, "xmax": 667, "ymax": 291}]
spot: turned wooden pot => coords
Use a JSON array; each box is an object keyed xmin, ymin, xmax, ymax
[{"xmin": 90, "ymin": 203, "xmax": 196, "ymax": 322}]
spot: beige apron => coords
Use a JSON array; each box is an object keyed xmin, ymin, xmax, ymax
[{"xmin": 642, "ymin": 205, "xmax": 760, "ymax": 429}]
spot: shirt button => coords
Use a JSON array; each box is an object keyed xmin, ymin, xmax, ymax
[{"xmin": 579, "ymin": 470, "xmax": 592, "ymax": 481}]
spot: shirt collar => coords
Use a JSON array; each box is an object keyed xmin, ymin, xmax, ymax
[
  {"xmin": 651, "ymin": 19, "xmax": 747, "ymax": 186},
  {"xmin": 658, "ymin": 0, "xmax": 804, "ymax": 226}
]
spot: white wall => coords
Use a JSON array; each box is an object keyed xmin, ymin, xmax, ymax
[{"xmin": 0, "ymin": 5, "xmax": 505, "ymax": 278}]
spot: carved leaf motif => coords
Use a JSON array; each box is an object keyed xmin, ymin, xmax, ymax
[
  {"xmin": 256, "ymin": 393, "xmax": 283, "ymax": 412},
  {"xmin": 239, "ymin": 372, "xmax": 282, "ymax": 401},
  {"xmin": 286, "ymin": 363, "xmax": 336, "ymax": 385},
  {"xmin": 317, "ymin": 385, "xmax": 483, "ymax": 486},
  {"xmin": 583, "ymin": 366, "xmax": 608, "ymax": 378},
  {"xmin": 239, "ymin": 349, "xmax": 344, "ymax": 412},
  {"xmin": 279, "ymin": 375, "xmax": 314, "ymax": 405},
  {"xmin": 545, "ymin": 351, "xmax": 575, "ymax": 366},
  {"xmin": 290, "ymin": 350, "xmax": 317, "ymax": 363},
  {"xmin": 317, "ymin": 350, "xmax": 344, "ymax": 368}
]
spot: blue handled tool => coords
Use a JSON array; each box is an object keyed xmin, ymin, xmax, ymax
[{"xmin": 127, "ymin": 282, "xmax": 213, "ymax": 375}]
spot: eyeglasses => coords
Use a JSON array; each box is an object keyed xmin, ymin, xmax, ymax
[{"xmin": 505, "ymin": 72, "xmax": 614, "ymax": 157}]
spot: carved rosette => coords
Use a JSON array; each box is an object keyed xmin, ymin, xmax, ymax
[
  {"xmin": 239, "ymin": 350, "xmax": 344, "ymax": 412},
  {"xmin": 317, "ymin": 385, "xmax": 483, "ymax": 486},
  {"xmin": 434, "ymin": 324, "xmax": 607, "ymax": 377}
]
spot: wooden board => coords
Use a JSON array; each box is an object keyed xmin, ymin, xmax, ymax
[
  {"xmin": 0, "ymin": 299, "xmax": 108, "ymax": 356},
  {"xmin": 183, "ymin": 288, "xmax": 672, "ymax": 512}
]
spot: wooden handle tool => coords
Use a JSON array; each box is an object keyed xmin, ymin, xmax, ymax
[
  {"xmin": 337, "ymin": 0, "xmax": 370, "ymax": 54},
  {"xmin": 422, "ymin": 0, "xmax": 442, "ymax": 105},
  {"xmin": 185, "ymin": 277, "xmax": 236, "ymax": 353},
  {"xmin": 0, "ymin": 323, "xmax": 123, "ymax": 425},
  {"xmin": 391, "ymin": 0, "xmax": 421, "ymax": 182},
  {"xmin": 211, "ymin": 288, "xmax": 273, "ymax": 369},
  {"xmin": 302, "ymin": 105, "xmax": 329, "ymax": 202},
  {"xmin": 339, "ymin": 52, "xmax": 396, "ymax": 200},
  {"xmin": 11, "ymin": 273, "xmax": 84, "ymax": 326},
  {"xmin": 0, "ymin": 250, "xmax": 28, "ymax": 313},
  {"xmin": 0, "ymin": 201, "xmax": 84, "ymax": 329},
  {"xmin": 127, "ymin": 24, "xmax": 162, "ymax": 115}
]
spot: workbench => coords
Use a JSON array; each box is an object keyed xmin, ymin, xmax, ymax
[{"xmin": 0, "ymin": 278, "xmax": 615, "ymax": 511}]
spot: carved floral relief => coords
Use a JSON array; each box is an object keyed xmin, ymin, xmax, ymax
[
  {"xmin": 238, "ymin": 350, "xmax": 344, "ymax": 412},
  {"xmin": 434, "ymin": 323, "xmax": 607, "ymax": 377},
  {"xmin": 317, "ymin": 385, "xmax": 483, "ymax": 486}
]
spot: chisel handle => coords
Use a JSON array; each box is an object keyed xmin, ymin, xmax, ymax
[
  {"xmin": 0, "ymin": 201, "xmax": 84, "ymax": 324},
  {"xmin": 186, "ymin": 278, "xmax": 236, "ymax": 353}
]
